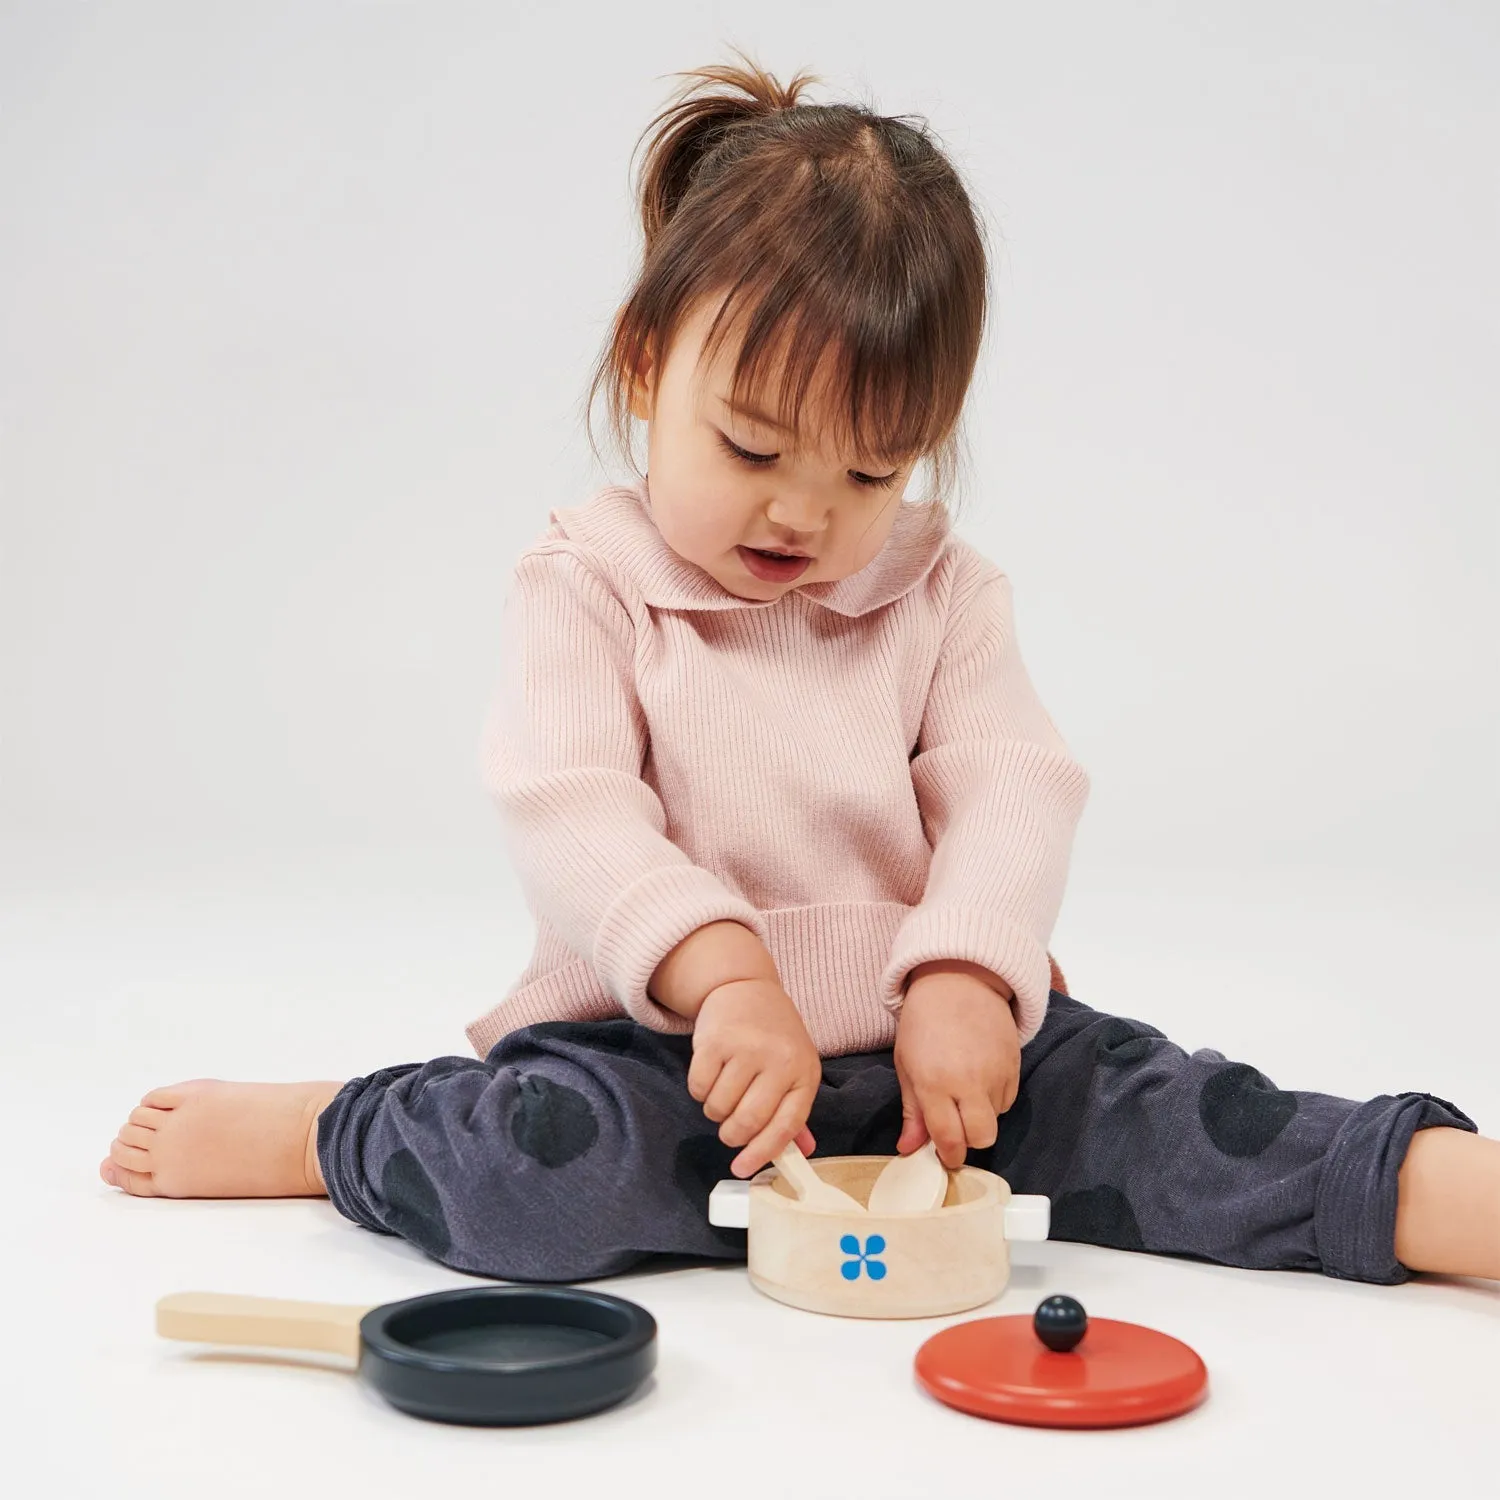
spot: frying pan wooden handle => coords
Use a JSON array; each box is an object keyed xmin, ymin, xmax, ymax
[{"xmin": 156, "ymin": 1292, "xmax": 370, "ymax": 1360}]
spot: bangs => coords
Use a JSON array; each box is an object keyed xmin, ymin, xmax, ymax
[{"xmin": 697, "ymin": 280, "xmax": 949, "ymax": 468}]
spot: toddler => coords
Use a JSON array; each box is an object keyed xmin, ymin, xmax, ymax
[{"xmin": 102, "ymin": 55, "xmax": 1499, "ymax": 1289}]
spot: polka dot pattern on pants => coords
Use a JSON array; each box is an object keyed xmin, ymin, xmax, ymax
[
  {"xmin": 1198, "ymin": 1063, "xmax": 1299, "ymax": 1158},
  {"xmin": 510, "ymin": 1074, "xmax": 601, "ymax": 1168},
  {"xmin": 989, "ymin": 1085, "xmax": 1032, "ymax": 1171},
  {"xmin": 379, "ymin": 1148, "xmax": 452, "ymax": 1257},
  {"xmin": 1092, "ymin": 1016, "xmax": 1163, "ymax": 1067},
  {"xmin": 1051, "ymin": 1184, "xmax": 1146, "ymax": 1252}
]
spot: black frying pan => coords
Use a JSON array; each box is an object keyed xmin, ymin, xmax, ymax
[{"xmin": 156, "ymin": 1285, "xmax": 657, "ymax": 1424}]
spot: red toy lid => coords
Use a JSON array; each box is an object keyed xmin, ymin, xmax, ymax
[{"xmin": 914, "ymin": 1315, "xmax": 1208, "ymax": 1428}]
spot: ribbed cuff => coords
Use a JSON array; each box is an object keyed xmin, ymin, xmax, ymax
[
  {"xmin": 594, "ymin": 863, "xmax": 771, "ymax": 1033},
  {"xmin": 316, "ymin": 1068, "xmax": 414, "ymax": 1236},
  {"xmin": 1313, "ymin": 1090, "xmax": 1477, "ymax": 1284},
  {"xmin": 879, "ymin": 904, "xmax": 1051, "ymax": 1045}
]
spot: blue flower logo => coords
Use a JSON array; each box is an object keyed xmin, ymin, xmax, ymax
[{"xmin": 840, "ymin": 1233, "xmax": 887, "ymax": 1281}]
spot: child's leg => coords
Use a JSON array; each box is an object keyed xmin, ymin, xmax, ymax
[
  {"xmin": 101, "ymin": 1080, "xmax": 343, "ymax": 1198},
  {"xmin": 105, "ymin": 1020, "xmax": 747, "ymax": 1281},
  {"xmin": 1394, "ymin": 1126, "xmax": 1500, "ymax": 1278},
  {"xmin": 312, "ymin": 1020, "xmax": 748, "ymax": 1281},
  {"xmin": 979, "ymin": 991, "xmax": 1485, "ymax": 1284}
]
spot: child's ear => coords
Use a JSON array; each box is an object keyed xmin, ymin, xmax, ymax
[{"xmin": 626, "ymin": 344, "xmax": 656, "ymax": 422}]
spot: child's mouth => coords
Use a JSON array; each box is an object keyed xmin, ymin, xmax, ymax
[{"xmin": 738, "ymin": 546, "xmax": 812, "ymax": 583}]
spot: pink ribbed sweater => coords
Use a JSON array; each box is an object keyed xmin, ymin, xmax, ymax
[{"xmin": 465, "ymin": 479, "xmax": 1090, "ymax": 1060}]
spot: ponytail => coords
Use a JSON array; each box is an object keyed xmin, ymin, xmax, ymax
[{"xmin": 634, "ymin": 50, "xmax": 821, "ymax": 248}]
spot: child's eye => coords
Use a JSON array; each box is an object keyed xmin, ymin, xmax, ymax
[
  {"xmin": 718, "ymin": 433, "xmax": 777, "ymax": 467},
  {"xmin": 716, "ymin": 432, "xmax": 899, "ymax": 490}
]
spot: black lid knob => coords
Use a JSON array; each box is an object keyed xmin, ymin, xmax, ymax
[{"xmin": 1034, "ymin": 1295, "xmax": 1087, "ymax": 1353}]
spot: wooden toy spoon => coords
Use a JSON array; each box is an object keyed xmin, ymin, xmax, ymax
[
  {"xmin": 866, "ymin": 1140, "xmax": 950, "ymax": 1214},
  {"xmin": 773, "ymin": 1142, "xmax": 866, "ymax": 1212}
]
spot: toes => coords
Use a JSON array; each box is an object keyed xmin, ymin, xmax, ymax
[
  {"xmin": 118, "ymin": 1123, "xmax": 155, "ymax": 1151},
  {"xmin": 128, "ymin": 1106, "xmax": 168, "ymax": 1130},
  {"xmin": 100, "ymin": 1157, "xmax": 156, "ymax": 1195},
  {"xmin": 109, "ymin": 1137, "xmax": 153, "ymax": 1173},
  {"xmin": 115, "ymin": 1165, "xmax": 158, "ymax": 1196},
  {"xmin": 141, "ymin": 1079, "xmax": 222, "ymax": 1107}
]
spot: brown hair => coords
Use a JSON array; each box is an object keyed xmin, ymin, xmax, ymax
[{"xmin": 584, "ymin": 48, "xmax": 992, "ymax": 511}]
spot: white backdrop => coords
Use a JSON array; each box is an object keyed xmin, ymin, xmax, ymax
[{"xmin": 3, "ymin": 1, "xmax": 1495, "ymax": 877}]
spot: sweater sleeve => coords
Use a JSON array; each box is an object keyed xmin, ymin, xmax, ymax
[
  {"xmin": 877, "ymin": 567, "xmax": 1090, "ymax": 1045},
  {"xmin": 481, "ymin": 545, "xmax": 771, "ymax": 1033}
]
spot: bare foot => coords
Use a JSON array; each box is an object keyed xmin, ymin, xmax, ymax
[{"xmin": 99, "ymin": 1079, "xmax": 344, "ymax": 1198}]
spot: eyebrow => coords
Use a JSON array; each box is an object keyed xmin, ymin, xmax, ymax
[{"xmin": 716, "ymin": 394, "xmax": 797, "ymax": 436}]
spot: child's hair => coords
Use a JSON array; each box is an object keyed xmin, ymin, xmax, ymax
[{"xmin": 585, "ymin": 48, "xmax": 991, "ymax": 512}]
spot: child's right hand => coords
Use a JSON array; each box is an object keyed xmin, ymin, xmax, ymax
[{"xmin": 688, "ymin": 978, "xmax": 821, "ymax": 1179}]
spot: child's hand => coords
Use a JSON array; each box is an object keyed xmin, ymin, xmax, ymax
[
  {"xmin": 689, "ymin": 978, "xmax": 821, "ymax": 1179},
  {"xmin": 893, "ymin": 962, "xmax": 1021, "ymax": 1170}
]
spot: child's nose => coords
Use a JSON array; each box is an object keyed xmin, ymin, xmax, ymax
[{"xmin": 763, "ymin": 490, "xmax": 829, "ymax": 537}]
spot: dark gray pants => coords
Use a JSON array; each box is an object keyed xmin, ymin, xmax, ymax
[{"xmin": 316, "ymin": 991, "xmax": 1476, "ymax": 1287}]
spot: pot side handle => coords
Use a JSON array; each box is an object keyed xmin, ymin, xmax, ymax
[
  {"xmin": 708, "ymin": 1178, "xmax": 751, "ymax": 1229},
  {"xmin": 1003, "ymin": 1194, "xmax": 1050, "ymax": 1242}
]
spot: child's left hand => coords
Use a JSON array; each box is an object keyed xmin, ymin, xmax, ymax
[{"xmin": 892, "ymin": 960, "xmax": 1021, "ymax": 1170}]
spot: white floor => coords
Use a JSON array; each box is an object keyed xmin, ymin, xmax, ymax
[{"xmin": 3, "ymin": 841, "xmax": 1496, "ymax": 1498}]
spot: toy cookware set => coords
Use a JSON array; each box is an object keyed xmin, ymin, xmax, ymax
[{"xmin": 154, "ymin": 1149, "xmax": 1208, "ymax": 1428}]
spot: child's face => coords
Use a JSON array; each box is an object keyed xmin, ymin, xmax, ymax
[{"xmin": 628, "ymin": 296, "xmax": 920, "ymax": 602}]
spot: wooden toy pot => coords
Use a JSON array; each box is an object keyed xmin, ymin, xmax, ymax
[{"xmin": 708, "ymin": 1155, "xmax": 1050, "ymax": 1319}]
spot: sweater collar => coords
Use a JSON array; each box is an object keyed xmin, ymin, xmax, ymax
[{"xmin": 551, "ymin": 478, "xmax": 951, "ymax": 617}]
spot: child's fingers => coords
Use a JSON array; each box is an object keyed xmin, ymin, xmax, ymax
[
  {"xmin": 699, "ymin": 1058, "xmax": 754, "ymax": 1124},
  {"xmin": 730, "ymin": 1084, "xmax": 817, "ymax": 1179},
  {"xmin": 793, "ymin": 1124, "xmax": 817, "ymax": 1156},
  {"xmin": 895, "ymin": 1104, "xmax": 929, "ymax": 1156},
  {"xmin": 686, "ymin": 1048, "xmax": 724, "ymax": 1104},
  {"xmin": 990, "ymin": 1064, "xmax": 1021, "ymax": 1117},
  {"xmin": 717, "ymin": 1070, "xmax": 786, "ymax": 1149},
  {"xmin": 958, "ymin": 1094, "xmax": 998, "ymax": 1153},
  {"xmin": 922, "ymin": 1094, "xmax": 968, "ymax": 1169},
  {"xmin": 892, "ymin": 1057, "xmax": 926, "ymax": 1155}
]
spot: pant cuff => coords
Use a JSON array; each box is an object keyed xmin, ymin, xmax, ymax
[
  {"xmin": 315, "ymin": 1066, "xmax": 421, "ymax": 1236},
  {"xmin": 1314, "ymin": 1090, "xmax": 1477, "ymax": 1284}
]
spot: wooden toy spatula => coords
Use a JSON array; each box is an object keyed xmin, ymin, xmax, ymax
[
  {"xmin": 773, "ymin": 1142, "xmax": 865, "ymax": 1212},
  {"xmin": 866, "ymin": 1140, "xmax": 950, "ymax": 1214}
]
